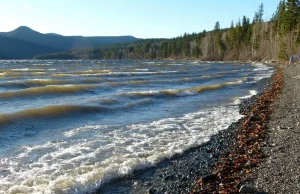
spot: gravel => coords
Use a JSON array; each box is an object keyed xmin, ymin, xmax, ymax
[{"xmin": 253, "ymin": 64, "xmax": 300, "ymax": 193}]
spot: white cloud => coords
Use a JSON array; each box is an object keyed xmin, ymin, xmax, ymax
[{"xmin": 23, "ymin": 4, "xmax": 31, "ymax": 9}]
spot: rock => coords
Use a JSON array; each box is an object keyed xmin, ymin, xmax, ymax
[
  {"xmin": 201, "ymin": 173, "xmax": 218, "ymax": 182},
  {"xmin": 239, "ymin": 185, "xmax": 255, "ymax": 193},
  {"xmin": 180, "ymin": 176, "xmax": 189, "ymax": 182},
  {"xmin": 246, "ymin": 160, "xmax": 257, "ymax": 168},
  {"xmin": 163, "ymin": 174, "xmax": 175, "ymax": 181},
  {"xmin": 148, "ymin": 188, "xmax": 156, "ymax": 194},
  {"xmin": 270, "ymin": 143, "xmax": 277, "ymax": 147}
]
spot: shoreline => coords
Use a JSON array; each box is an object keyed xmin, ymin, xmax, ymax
[
  {"xmin": 95, "ymin": 68, "xmax": 275, "ymax": 193},
  {"xmin": 252, "ymin": 64, "xmax": 300, "ymax": 193},
  {"xmin": 192, "ymin": 67, "xmax": 284, "ymax": 193}
]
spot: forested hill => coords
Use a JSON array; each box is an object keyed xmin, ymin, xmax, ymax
[
  {"xmin": 0, "ymin": 26, "xmax": 139, "ymax": 59},
  {"xmin": 35, "ymin": 1, "xmax": 300, "ymax": 62}
]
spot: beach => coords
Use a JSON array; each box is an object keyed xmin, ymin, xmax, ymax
[
  {"xmin": 98, "ymin": 63, "xmax": 300, "ymax": 194},
  {"xmin": 253, "ymin": 64, "xmax": 300, "ymax": 193},
  {"xmin": 96, "ymin": 70, "xmax": 275, "ymax": 194}
]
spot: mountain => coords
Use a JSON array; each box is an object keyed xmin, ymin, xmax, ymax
[
  {"xmin": 0, "ymin": 26, "xmax": 139, "ymax": 59},
  {"xmin": 0, "ymin": 35, "xmax": 62, "ymax": 59}
]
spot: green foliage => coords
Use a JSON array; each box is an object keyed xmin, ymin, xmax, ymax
[
  {"xmin": 278, "ymin": 38, "xmax": 289, "ymax": 60},
  {"xmin": 35, "ymin": 1, "xmax": 300, "ymax": 62},
  {"xmin": 253, "ymin": 3, "xmax": 264, "ymax": 23},
  {"xmin": 214, "ymin": 21, "xmax": 220, "ymax": 31},
  {"xmin": 295, "ymin": 30, "xmax": 300, "ymax": 44},
  {"xmin": 217, "ymin": 31, "xmax": 226, "ymax": 56}
]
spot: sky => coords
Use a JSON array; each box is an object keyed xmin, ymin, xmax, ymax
[{"xmin": 0, "ymin": 0, "xmax": 279, "ymax": 38}]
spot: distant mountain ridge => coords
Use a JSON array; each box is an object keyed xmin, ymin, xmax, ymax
[
  {"xmin": 0, "ymin": 26, "xmax": 139, "ymax": 59},
  {"xmin": 0, "ymin": 35, "xmax": 61, "ymax": 59}
]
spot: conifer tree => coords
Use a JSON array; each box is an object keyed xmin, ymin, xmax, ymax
[{"xmin": 253, "ymin": 3, "xmax": 264, "ymax": 23}]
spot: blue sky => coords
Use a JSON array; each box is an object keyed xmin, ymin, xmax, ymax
[{"xmin": 0, "ymin": 0, "xmax": 279, "ymax": 38}]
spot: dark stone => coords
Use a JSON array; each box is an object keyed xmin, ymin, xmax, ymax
[
  {"xmin": 250, "ymin": 162, "xmax": 257, "ymax": 168},
  {"xmin": 201, "ymin": 173, "xmax": 218, "ymax": 182},
  {"xmin": 148, "ymin": 188, "xmax": 156, "ymax": 194},
  {"xmin": 163, "ymin": 174, "xmax": 175, "ymax": 181},
  {"xmin": 180, "ymin": 176, "xmax": 189, "ymax": 182}
]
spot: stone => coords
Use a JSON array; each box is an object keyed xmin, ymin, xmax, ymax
[
  {"xmin": 163, "ymin": 174, "xmax": 175, "ymax": 181},
  {"xmin": 239, "ymin": 185, "xmax": 255, "ymax": 193},
  {"xmin": 270, "ymin": 143, "xmax": 277, "ymax": 147},
  {"xmin": 180, "ymin": 176, "xmax": 188, "ymax": 182},
  {"xmin": 201, "ymin": 173, "xmax": 218, "ymax": 182},
  {"xmin": 148, "ymin": 188, "xmax": 156, "ymax": 194}
]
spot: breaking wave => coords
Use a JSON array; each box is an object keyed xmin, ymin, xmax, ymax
[
  {"xmin": 0, "ymin": 84, "xmax": 97, "ymax": 98},
  {"xmin": 0, "ymin": 105, "xmax": 242, "ymax": 193},
  {"xmin": 0, "ymin": 105, "xmax": 107, "ymax": 124},
  {"xmin": 122, "ymin": 80, "xmax": 244, "ymax": 98}
]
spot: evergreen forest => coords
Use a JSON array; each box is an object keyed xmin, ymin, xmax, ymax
[{"xmin": 36, "ymin": 1, "xmax": 300, "ymax": 62}]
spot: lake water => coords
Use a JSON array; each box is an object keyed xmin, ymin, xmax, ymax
[{"xmin": 0, "ymin": 60, "xmax": 273, "ymax": 193}]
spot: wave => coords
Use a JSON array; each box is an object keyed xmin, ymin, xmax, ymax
[
  {"xmin": 1, "ymin": 76, "xmax": 216, "ymax": 94},
  {"xmin": 23, "ymin": 79, "xmax": 68, "ymax": 86},
  {"xmin": 233, "ymin": 90, "xmax": 258, "ymax": 104},
  {"xmin": 0, "ymin": 72, "xmax": 22, "ymax": 77},
  {"xmin": 96, "ymin": 99, "xmax": 119, "ymax": 105},
  {"xmin": 0, "ymin": 84, "xmax": 96, "ymax": 98},
  {"xmin": 125, "ymin": 99, "xmax": 154, "ymax": 108},
  {"xmin": 106, "ymin": 82, "xmax": 123, "ymax": 87},
  {"xmin": 0, "ymin": 71, "xmax": 48, "ymax": 77},
  {"xmin": 52, "ymin": 73, "xmax": 76, "ymax": 77},
  {"xmin": 72, "ymin": 69, "xmax": 112, "ymax": 74},
  {"xmin": 0, "ymin": 105, "xmax": 106, "ymax": 125},
  {"xmin": 0, "ymin": 79, "xmax": 105, "ymax": 89},
  {"xmin": 0, "ymin": 99, "xmax": 155, "ymax": 125},
  {"xmin": 125, "ymin": 80, "xmax": 149, "ymax": 85},
  {"xmin": 0, "ymin": 82, "xmax": 28, "ymax": 89},
  {"xmin": 122, "ymin": 80, "xmax": 243, "ymax": 98},
  {"xmin": 52, "ymin": 70, "xmax": 180, "ymax": 78},
  {"xmin": 0, "ymin": 105, "xmax": 242, "ymax": 193},
  {"xmin": 179, "ymin": 75, "xmax": 219, "ymax": 82},
  {"xmin": 10, "ymin": 68, "xmax": 56, "ymax": 72},
  {"xmin": 81, "ymin": 78, "xmax": 104, "ymax": 83}
]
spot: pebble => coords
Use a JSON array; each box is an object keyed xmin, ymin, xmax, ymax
[
  {"xmin": 270, "ymin": 143, "xmax": 276, "ymax": 147},
  {"xmin": 239, "ymin": 185, "xmax": 255, "ymax": 193},
  {"xmin": 148, "ymin": 188, "xmax": 156, "ymax": 194}
]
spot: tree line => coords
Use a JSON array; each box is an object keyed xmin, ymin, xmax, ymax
[{"xmin": 36, "ymin": 0, "xmax": 300, "ymax": 61}]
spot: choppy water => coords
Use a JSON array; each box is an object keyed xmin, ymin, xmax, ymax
[{"xmin": 0, "ymin": 60, "xmax": 273, "ymax": 194}]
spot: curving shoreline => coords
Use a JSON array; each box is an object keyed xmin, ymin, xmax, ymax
[
  {"xmin": 192, "ymin": 66, "xmax": 284, "ymax": 193},
  {"xmin": 252, "ymin": 64, "xmax": 300, "ymax": 193},
  {"xmin": 95, "ymin": 69, "xmax": 275, "ymax": 194}
]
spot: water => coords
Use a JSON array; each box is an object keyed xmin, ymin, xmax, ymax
[{"xmin": 0, "ymin": 60, "xmax": 273, "ymax": 194}]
